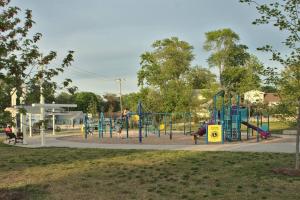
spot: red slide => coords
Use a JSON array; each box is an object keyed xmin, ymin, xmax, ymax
[{"xmin": 241, "ymin": 121, "xmax": 271, "ymax": 139}]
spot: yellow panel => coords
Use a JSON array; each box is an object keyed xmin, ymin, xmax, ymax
[
  {"xmin": 133, "ymin": 115, "xmax": 139, "ymax": 122},
  {"xmin": 159, "ymin": 124, "xmax": 165, "ymax": 130},
  {"xmin": 208, "ymin": 125, "xmax": 222, "ymax": 143}
]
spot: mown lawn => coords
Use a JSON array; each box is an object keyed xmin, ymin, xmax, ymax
[
  {"xmin": 0, "ymin": 142, "xmax": 299, "ymax": 200},
  {"xmin": 241, "ymin": 121, "xmax": 296, "ymax": 134}
]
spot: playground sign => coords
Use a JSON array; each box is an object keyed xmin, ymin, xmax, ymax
[{"xmin": 207, "ymin": 125, "xmax": 222, "ymax": 142}]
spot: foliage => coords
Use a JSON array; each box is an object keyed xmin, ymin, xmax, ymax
[
  {"xmin": 240, "ymin": 0, "xmax": 300, "ymax": 169},
  {"xmin": 0, "ymin": 0, "xmax": 74, "ymax": 109},
  {"xmin": 55, "ymin": 92, "xmax": 74, "ymax": 104},
  {"xmin": 138, "ymin": 37, "xmax": 194, "ymax": 88},
  {"xmin": 122, "ymin": 92, "xmax": 140, "ymax": 112},
  {"xmin": 186, "ymin": 66, "xmax": 217, "ymax": 89},
  {"xmin": 73, "ymin": 92, "xmax": 101, "ymax": 114},
  {"xmin": 221, "ymin": 55, "xmax": 264, "ymax": 94},
  {"xmin": 137, "ymin": 37, "xmax": 195, "ymax": 113},
  {"xmin": 261, "ymin": 85, "xmax": 277, "ymax": 93},
  {"xmin": 103, "ymin": 93, "xmax": 120, "ymax": 113},
  {"xmin": 203, "ymin": 28, "xmax": 250, "ymax": 81}
]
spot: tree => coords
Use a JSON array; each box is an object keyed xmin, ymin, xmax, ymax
[
  {"xmin": 55, "ymin": 92, "xmax": 74, "ymax": 104},
  {"xmin": 221, "ymin": 55, "xmax": 264, "ymax": 94},
  {"xmin": 261, "ymin": 85, "xmax": 277, "ymax": 93},
  {"xmin": 0, "ymin": 0, "xmax": 74, "ymax": 115},
  {"xmin": 240, "ymin": 0, "xmax": 300, "ymax": 169},
  {"xmin": 74, "ymin": 92, "xmax": 100, "ymax": 114},
  {"xmin": 186, "ymin": 66, "xmax": 217, "ymax": 89},
  {"xmin": 203, "ymin": 28, "xmax": 250, "ymax": 82},
  {"xmin": 137, "ymin": 37, "xmax": 195, "ymax": 113},
  {"xmin": 122, "ymin": 92, "xmax": 140, "ymax": 112},
  {"xmin": 103, "ymin": 93, "xmax": 120, "ymax": 114},
  {"xmin": 138, "ymin": 37, "xmax": 194, "ymax": 88}
]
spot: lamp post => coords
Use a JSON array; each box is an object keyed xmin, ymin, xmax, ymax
[
  {"xmin": 52, "ymin": 101, "xmax": 55, "ymax": 135},
  {"xmin": 40, "ymin": 66, "xmax": 45, "ymax": 146},
  {"xmin": 115, "ymin": 78, "xmax": 125, "ymax": 113}
]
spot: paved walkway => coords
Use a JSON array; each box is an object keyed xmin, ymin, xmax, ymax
[{"xmin": 10, "ymin": 134, "xmax": 297, "ymax": 153}]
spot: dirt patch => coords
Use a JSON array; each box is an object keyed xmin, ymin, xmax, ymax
[
  {"xmin": 272, "ymin": 168, "xmax": 300, "ymax": 176},
  {"xmin": 0, "ymin": 188, "xmax": 29, "ymax": 200}
]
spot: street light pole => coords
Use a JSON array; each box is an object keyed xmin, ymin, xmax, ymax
[
  {"xmin": 116, "ymin": 78, "xmax": 125, "ymax": 113},
  {"xmin": 40, "ymin": 65, "xmax": 45, "ymax": 146}
]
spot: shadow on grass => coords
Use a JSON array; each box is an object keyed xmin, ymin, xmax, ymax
[
  {"xmin": 0, "ymin": 142, "xmax": 154, "ymax": 171},
  {"xmin": 0, "ymin": 185, "xmax": 47, "ymax": 200}
]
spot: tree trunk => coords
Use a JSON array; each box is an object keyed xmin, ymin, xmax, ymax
[{"xmin": 296, "ymin": 97, "xmax": 300, "ymax": 170}]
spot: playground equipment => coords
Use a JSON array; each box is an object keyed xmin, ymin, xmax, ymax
[
  {"xmin": 83, "ymin": 101, "xmax": 192, "ymax": 143},
  {"xmin": 193, "ymin": 90, "xmax": 271, "ymax": 144}
]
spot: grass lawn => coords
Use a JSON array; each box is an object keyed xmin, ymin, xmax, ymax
[
  {"xmin": 0, "ymin": 142, "xmax": 299, "ymax": 200},
  {"xmin": 241, "ymin": 121, "xmax": 296, "ymax": 134}
]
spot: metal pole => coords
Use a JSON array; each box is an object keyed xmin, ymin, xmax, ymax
[
  {"xmin": 84, "ymin": 114, "xmax": 88, "ymax": 139},
  {"xmin": 169, "ymin": 114, "xmax": 172, "ymax": 140},
  {"xmin": 52, "ymin": 101, "xmax": 55, "ymax": 135},
  {"xmin": 138, "ymin": 101, "xmax": 142, "ymax": 143},
  {"xmin": 29, "ymin": 113, "xmax": 32, "ymax": 137},
  {"xmin": 256, "ymin": 115, "xmax": 259, "ymax": 142},
  {"xmin": 40, "ymin": 65, "xmax": 45, "ymax": 146},
  {"xmin": 126, "ymin": 114, "xmax": 129, "ymax": 139},
  {"xmin": 164, "ymin": 113, "xmax": 167, "ymax": 135},
  {"xmin": 116, "ymin": 78, "xmax": 125, "ymax": 114},
  {"xmin": 21, "ymin": 113, "xmax": 27, "ymax": 145},
  {"xmin": 110, "ymin": 116, "xmax": 113, "ymax": 138},
  {"xmin": 183, "ymin": 113, "xmax": 186, "ymax": 135},
  {"xmin": 189, "ymin": 112, "xmax": 192, "ymax": 134},
  {"xmin": 247, "ymin": 109, "xmax": 249, "ymax": 140},
  {"xmin": 267, "ymin": 115, "xmax": 270, "ymax": 132}
]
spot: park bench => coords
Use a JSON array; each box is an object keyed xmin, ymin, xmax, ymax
[{"xmin": 5, "ymin": 131, "xmax": 23, "ymax": 144}]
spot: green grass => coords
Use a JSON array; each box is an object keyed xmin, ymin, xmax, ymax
[
  {"xmin": 0, "ymin": 143, "xmax": 299, "ymax": 200},
  {"xmin": 241, "ymin": 121, "xmax": 296, "ymax": 134}
]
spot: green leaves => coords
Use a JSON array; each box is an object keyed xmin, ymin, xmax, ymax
[
  {"xmin": 203, "ymin": 28, "xmax": 250, "ymax": 84},
  {"xmin": 0, "ymin": 1, "xmax": 75, "ymax": 109},
  {"xmin": 137, "ymin": 37, "xmax": 195, "ymax": 113},
  {"xmin": 138, "ymin": 37, "xmax": 194, "ymax": 88}
]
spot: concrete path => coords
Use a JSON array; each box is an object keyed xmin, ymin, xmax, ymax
[{"xmin": 10, "ymin": 134, "xmax": 297, "ymax": 153}]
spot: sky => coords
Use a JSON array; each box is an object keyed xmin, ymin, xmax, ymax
[{"xmin": 13, "ymin": 0, "xmax": 287, "ymax": 95}]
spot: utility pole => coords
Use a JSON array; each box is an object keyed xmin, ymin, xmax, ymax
[
  {"xmin": 40, "ymin": 65, "xmax": 45, "ymax": 146},
  {"xmin": 116, "ymin": 78, "xmax": 125, "ymax": 113}
]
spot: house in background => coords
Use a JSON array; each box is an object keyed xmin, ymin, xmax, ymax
[
  {"xmin": 244, "ymin": 90, "xmax": 264, "ymax": 104},
  {"xmin": 192, "ymin": 89, "xmax": 211, "ymax": 118},
  {"xmin": 264, "ymin": 93, "xmax": 280, "ymax": 106},
  {"xmin": 244, "ymin": 90, "xmax": 281, "ymax": 106}
]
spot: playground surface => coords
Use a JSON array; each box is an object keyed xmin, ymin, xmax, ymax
[{"xmin": 14, "ymin": 131, "xmax": 297, "ymax": 153}]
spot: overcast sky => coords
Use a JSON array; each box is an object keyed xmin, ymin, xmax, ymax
[{"xmin": 14, "ymin": 0, "xmax": 287, "ymax": 95}]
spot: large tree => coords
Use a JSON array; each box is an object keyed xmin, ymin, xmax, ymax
[
  {"xmin": 137, "ymin": 37, "xmax": 195, "ymax": 113},
  {"xmin": 240, "ymin": 0, "xmax": 300, "ymax": 169},
  {"xmin": 0, "ymin": 0, "xmax": 74, "ymax": 113},
  {"xmin": 73, "ymin": 92, "xmax": 101, "ymax": 114},
  {"xmin": 186, "ymin": 66, "xmax": 217, "ymax": 89},
  {"xmin": 138, "ymin": 37, "xmax": 194, "ymax": 88},
  {"xmin": 221, "ymin": 55, "xmax": 264, "ymax": 94},
  {"xmin": 203, "ymin": 28, "xmax": 250, "ymax": 82}
]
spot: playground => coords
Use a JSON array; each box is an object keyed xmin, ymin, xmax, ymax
[{"xmin": 70, "ymin": 91, "xmax": 274, "ymax": 146}]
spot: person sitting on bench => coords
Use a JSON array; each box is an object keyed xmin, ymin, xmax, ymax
[{"xmin": 4, "ymin": 125, "xmax": 17, "ymax": 143}]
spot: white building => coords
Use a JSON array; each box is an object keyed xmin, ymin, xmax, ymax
[{"xmin": 244, "ymin": 90, "xmax": 264, "ymax": 104}]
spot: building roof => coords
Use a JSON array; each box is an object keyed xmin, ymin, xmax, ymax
[{"xmin": 264, "ymin": 93, "xmax": 280, "ymax": 104}]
